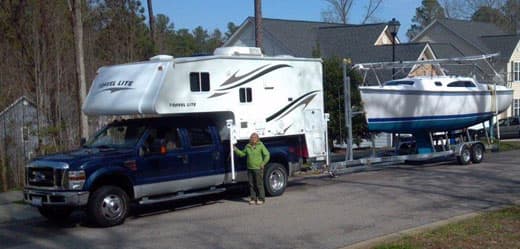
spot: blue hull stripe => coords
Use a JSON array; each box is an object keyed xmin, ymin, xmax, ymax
[{"xmin": 368, "ymin": 112, "xmax": 493, "ymax": 132}]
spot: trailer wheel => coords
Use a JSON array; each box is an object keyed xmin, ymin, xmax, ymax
[
  {"xmin": 87, "ymin": 185, "xmax": 129, "ymax": 227},
  {"xmin": 457, "ymin": 145, "xmax": 471, "ymax": 165},
  {"xmin": 471, "ymin": 143, "xmax": 484, "ymax": 164},
  {"xmin": 38, "ymin": 207, "xmax": 73, "ymax": 222},
  {"xmin": 264, "ymin": 163, "xmax": 287, "ymax": 197}
]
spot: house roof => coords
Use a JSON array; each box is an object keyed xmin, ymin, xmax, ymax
[
  {"xmin": 429, "ymin": 43, "xmax": 464, "ymax": 59},
  {"xmin": 0, "ymin": 96, "xmax": 36, "ymax": 118},
  {"xmin": 480, "ymin": 34, "xmax": 520, "ymax": 61},
  {"xmin": 226, "ymin": 17, "xmax": 340, "ymax": 57},
  {"xmin": 413, "ymin": 18, "xmax": 507, "ymax": 54},
  {"xmin": 318, "ymin": 24, "xmax": 427, "ymax": 63}
]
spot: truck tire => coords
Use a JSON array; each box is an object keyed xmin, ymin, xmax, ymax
[
  {"xmin": 87, "ymin": 185, "xmax": 129, "ymax": 227},
  {"xmin": 470, "ymin": 143, "xmax": 484, "ymax": 164},
  {"xmin": 264, "ymin": 163, "xmax": 287, "ymax": 197},
  {"xmin": 457, "ymin": 145, "xmax": 471, "ymax": 165},
  {"xmin": 38, "ymin": 207, "xmax": 73, "ymax": 222}
]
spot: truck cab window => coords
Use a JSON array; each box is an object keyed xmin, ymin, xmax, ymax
[
  {"xmin": 190, "ymin": 72, "xmax": 210, "ymax": 92},
  {"xmin": 187, "ymin": 127, "xmax": 213, "ymax": 147}
]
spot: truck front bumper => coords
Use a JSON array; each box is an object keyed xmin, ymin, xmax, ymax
[{"xmin": 23, "ymin": 188, "xmax": 89, "ymax": 207}]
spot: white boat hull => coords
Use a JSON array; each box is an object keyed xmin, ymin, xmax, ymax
[{"xmin": 359, "ymin": 87, "xmax": 513, "ymax": 133}]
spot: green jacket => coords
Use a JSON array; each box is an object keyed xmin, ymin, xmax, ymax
[{"xmin": 234, "ymin": 141, "xmax": 270, "ymax": 170}]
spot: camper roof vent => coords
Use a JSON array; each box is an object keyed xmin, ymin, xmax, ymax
[
  {"xmin": 214, "ymin": 47, "xmax": 263, "ymax": 57},
  {"xmin": 150, "ymin": 55, "xmax": 174, "ymax": 61}
]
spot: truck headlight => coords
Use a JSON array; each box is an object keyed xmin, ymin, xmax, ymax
[{"xmin": 68, "ymin": 170, "xmax": 86, "ymax": 190}]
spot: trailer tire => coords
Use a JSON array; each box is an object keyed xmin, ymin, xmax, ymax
[
  {"xmin": 264, "ymin": 163, "xmax": 287, "ymax": 197},
  {"xmin": 471, "ymin": 143, "xmax": 484, "ymax": 164},
  {"xmin": 38, "ymin": 207, "xmax": 73, "ymax": 222},
  {"xmin": 87, "ymin": 185, "xmax": 129, "ymax": 227},
  {"xmin": 457, "ymin": 145, "xmax": 471, "ymax": 165}
]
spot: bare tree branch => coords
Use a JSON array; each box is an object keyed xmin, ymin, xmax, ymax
[
  {"xmin": 322, "ymin": 0, "xmax": 354, "ymax": 24},
  {"xmin": 362, "ymin": 0, "xmax": 384, "ymax": 24}
]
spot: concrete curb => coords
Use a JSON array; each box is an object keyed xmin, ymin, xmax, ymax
[{"xmin": 341, "ymin": 200, "xmax": 520, "ymax": 249}]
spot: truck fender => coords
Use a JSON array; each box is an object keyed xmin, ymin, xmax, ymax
[{"xmin": 84, "ymin": 167, "xmax": 135, "ymax": 198}]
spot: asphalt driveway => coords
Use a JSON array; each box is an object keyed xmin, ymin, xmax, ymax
[{"xmin": 1, "ymin": 150, "xmax": 519, "ymax": 249}]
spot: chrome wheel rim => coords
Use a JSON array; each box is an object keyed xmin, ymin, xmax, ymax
[
  {"xmin": 462, "ymin": 148, "xmax": 471, "ymax": 162},
  {"xmin": 269, "ymin": 169, "xmax": 285, "ymax": 191},
  {"xmin": 101, "ymin": 194, "xmax": 124, "ymax": 220},
  {"xmin": 474, "ymin": 146, "xmax": 483, "ymax": 161}
]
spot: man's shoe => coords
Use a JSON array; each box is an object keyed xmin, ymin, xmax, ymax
[
  {"xmin": 249, "ymin": 200, "xmax": 256, "ymax": 205},
  {"xmin": 256, "ymin": 200, "xmax": 264, "ymax": 205}
]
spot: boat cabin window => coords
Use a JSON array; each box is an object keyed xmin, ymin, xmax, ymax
[
  {"xmin": 435, "ymin": 81, "xmax": 442, "ymax": 86},
  {"xmin": 447, "ymin": 81, "xmax": 475, "ymax": 87},
  {"xmin": 190, "ymin": 72, "xmax": 210, "ymax": 92},
  {"xmin": 239, "ymin": 88, "xmax": 252, "ymax": 103},
  {"xmin": 384, "ymin": 80, "xmax": 414, "ymax": 86}
]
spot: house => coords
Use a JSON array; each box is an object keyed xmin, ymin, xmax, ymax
[
  {"xmin": 225, "ymin": 17, "xmax": 462, "ymax": 83},
  {"xmin": 0, "ymin": 96, "xmax": 39, "ymax": 190},
  {"xmin": 412, "ymin": 18, "xmax": 520, "ymax": 118}
]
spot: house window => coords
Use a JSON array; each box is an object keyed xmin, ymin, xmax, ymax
[
  {"xmin": 513, "ymin": 99, "xmax": 520, "ymax": 117},
  {"xmin": 190, "ymin": 72, "xmax": 210, "ymax": 92},
  {"xmin": 513, "ymin": 62, "xmax": 520, "ymax": 82},
  {"xmin": 239, "ymin": 88, "xmax": 252, "ymax": 103}
]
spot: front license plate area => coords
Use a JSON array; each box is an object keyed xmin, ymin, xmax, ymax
[{"xmin": 31, "ymin": 196, "xmax": 43, "ymax": 206}]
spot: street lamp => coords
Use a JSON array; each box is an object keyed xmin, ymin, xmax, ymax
[{"xmin": 388, "ymin": 18, "xmax": 400, "ymax": 79}]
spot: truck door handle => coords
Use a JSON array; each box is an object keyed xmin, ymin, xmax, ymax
[{"xmin": 177, "ymin": 154, "xmax": 189, "ymax": 164}]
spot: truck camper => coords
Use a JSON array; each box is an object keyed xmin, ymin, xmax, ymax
[{"xmin": 24, "ymin": 47, "xmax": 327, "ymax": 227}]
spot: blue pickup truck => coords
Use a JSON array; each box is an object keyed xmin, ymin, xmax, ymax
[{"xmin": 24, "ymin": 116, "xmax": 305, "ymax": 226}]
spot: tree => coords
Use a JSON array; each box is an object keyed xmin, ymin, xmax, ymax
[
  {"xmin": 321, "ymin": 0, "xmax": 384, "ymax": 24},
  {"xmin": 471, "ymin": 6, "xmax": 509, "ymax": 27},
  {"xmin": 225, "ymin": 22, "xmax": 239, "ymax": 40},
  {"xmin": 322, "ymin": 0, "xmax": 353, "ymax": 24},
  {"xmin": 68, "ymin": 0, "xmax": 89, "ymax": 140},
  {"xmin": 407, "ymin": 0, "xmax": 446, "ymax": 40},
  {"xmin": 361, "ymin": 0, "xmax": 384, "ymax": 24},
  {"xmin": 323, "ymin": 58, "xmax": 368, "ymax": 147}
]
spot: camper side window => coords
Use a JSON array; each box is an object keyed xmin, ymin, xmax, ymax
[
  {"xmin": 190, "ymin": 72, "xmax": 210, "ymax": 92},
  {"xmin": 239, "ymin": 88, "xmax": 252, "ymax": 103}
]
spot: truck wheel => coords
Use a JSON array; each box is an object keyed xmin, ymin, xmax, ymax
[
  {"xmin": 87, "ymin": 185, "xmax": 129, "ymax": 227},
  {"xmin": 457, "ymin": 145, "xmax": 471, "ymax": 165},
  {"xmin": 38, "ymin": 207, "xmax": 73, "ymax": 222},
  {"xmin": 471, "ymin": 143, "xmax": 484, "ymax": 164},
  {"xmin": 264, "ymin": 163, "xmax": 287, "ymax": 197}
]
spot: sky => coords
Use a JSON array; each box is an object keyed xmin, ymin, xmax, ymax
[{"xmin": 145, "ymin": 0, "xmax": 423, "ymax": 41}]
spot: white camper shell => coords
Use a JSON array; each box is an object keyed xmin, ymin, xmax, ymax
[{"xmin": 83, "ymin": 47, "xmax": 326, "ymax": 159}]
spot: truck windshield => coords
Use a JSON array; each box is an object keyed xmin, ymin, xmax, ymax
[{"xmin": 85, "ymin": 123, "xmax": 146, "ymax": 149}]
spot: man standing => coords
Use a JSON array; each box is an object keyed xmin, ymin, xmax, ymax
[{"xmin": 234, "ymin": 133, "xmax": 270, "ymax": 205}]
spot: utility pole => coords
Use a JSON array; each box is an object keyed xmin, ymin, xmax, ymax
[
  {"xmin": 147, "ymin": 0, "xmax": 156, "ymax": 52},
  {"xmin": 254, "ymin": 0, "xmax": 263, "ymax": 49}
]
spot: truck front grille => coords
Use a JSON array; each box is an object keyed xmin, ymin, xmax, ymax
[{"xmin": 26, "ymin": 167, "xmax": 66, "ymax": 188}]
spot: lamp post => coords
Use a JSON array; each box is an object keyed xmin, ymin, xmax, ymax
[{"xmin": 388, "ymin": 18, "xmax": 400, "ymax": 79}]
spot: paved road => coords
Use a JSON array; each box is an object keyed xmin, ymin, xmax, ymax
[{"xmin": 1, "ymin": 151, "xmax": 519, "ymax": 249}]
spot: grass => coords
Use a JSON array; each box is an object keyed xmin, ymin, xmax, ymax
[
  {"xmin": 497, "ymin": 140, "xmax": 520, "ymax": 151},
  {"xmin": 373, "ymin": 206, "xmax": 520, "ymax": 249}
]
